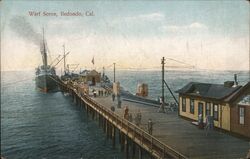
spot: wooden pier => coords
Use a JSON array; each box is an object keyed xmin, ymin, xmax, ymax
[
  {"xmin": 58, "ymin": 80, "xmax": 187, "ymax": 159},
  {"xmin": 56, "ymin": 79, "xmax": 249, "ymax": 159}
]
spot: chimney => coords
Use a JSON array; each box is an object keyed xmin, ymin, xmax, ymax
[{"xmin": 234, "ymin": 74, "xmax": 238, "ymax": 86}]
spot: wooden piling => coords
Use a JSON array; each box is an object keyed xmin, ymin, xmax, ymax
[
  {"xmin": 103, "ymin": 118, "xmax": 106, "ymax": 132},
  {"xmin": 106, "ymin": 120, "xmax": 109, "ymax": 139},
  {"xmin": 112, "ymin": 125, "xmax": 116, "ymax": 148},
  {"xmin": 98, "ymin": 113, "xmax": 101, "ymax": 127},
  {"xmin": 138, "ymin": 146, "xmax": 142, "ymax": 159},
  {"xmin": 92, "ymin": 108, "xmax": 95, "ymax": 120},
  {"xmin": 124, "ymin": 136, "xmax": 129, "ymax": 159},
  {"xmin": 132, "ymin": 141, "xmax": 136, "ymax": 158},
  {"xmin": 119, "ymin": 130, "xmax": 121, "ymax": 144},
  {"xmin": 120, "ymin": 132, "xmax": 124, "ymax": 151}
]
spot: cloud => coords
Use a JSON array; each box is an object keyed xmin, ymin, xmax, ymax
[
  {"xmin": 161, "ymin": 22, "xmax": 208, "ymax": 32},
  {"xmin": 124, "ymin": 12, "xmax": 165, "ymax": 22},
  {"xmin": 189, "ymin": 22, "xmax": 207, "ymax": 29},
  {"xmin": 2, "ymin": 31, "xmax": 249, "ymax": 71}
]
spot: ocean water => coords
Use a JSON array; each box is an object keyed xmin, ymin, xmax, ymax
[
  {"xmin": 1, "ymin": 71, "xmax": 125, "ymax": 159},
  {"xmin": 1, "ymin": 70, "xmax": 249, "ymax": 158},
  {"xmin": 105, "ymin": 70, "xmax": 249, "ymax": 102}
]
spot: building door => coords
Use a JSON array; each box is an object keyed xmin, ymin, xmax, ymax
[
  {"xmin": 198, "ymin": 102, "xmax": 204, "ymax": 122},
  {"xmin": 92, "ymin": 77, "xmax": 96, "ymax": 85}
]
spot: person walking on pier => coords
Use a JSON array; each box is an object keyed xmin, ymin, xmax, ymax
[
  {"xmin": 117, "ymin": 99, "xmax": 122, "ymax": 108},
  {"xmin": 123, "ymin": 106, "xmax": 129, "ymax": 120},
  {"xmin": 129, "ymin": 113, "xmax": 133, "ymax": 122},
  {"xmin": 205, "ymin": 114, "xmax": 214, "ymax": 136},
  {"xmin": 112, "ymin": 93, "xmax": 115, "ymax": 101},
  {"xmin": 198, "ymin": 113, "xmax": 203, "ymax": 129},
  {"xmin": 111, "ymin": 105, "xmax": 115, "ymax": 112},
  {"xmin": 93, "ymin": 89, "xmax": 97, "ymax": 97},
  {"xmin": 148, "ymin": 118, "xmax": 153, "ymax": 135},
  {"xmin": 135, "ymin": 109, "xmax": 142, "ymax": 126},
  {"xmin": 117, "ymin": 94, "xmax": 121, "ymax": 101}
]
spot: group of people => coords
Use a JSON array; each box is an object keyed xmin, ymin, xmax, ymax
[
  {"xmin": 92, "ymin": 88, "xmax": 111, "ymax": 97},
  {"xmin": 122, "ymin": 107, "xmax": 155, "ymax": 135},
  {"xmin": 198, "ymin": 114, "xmax": 214, "ymax": 136},
  {"xmin": 123, "ymin": 107, "xmax": 142, "ymax": 125},
  {"xmin": 112, "ymin": 94, "xmax": 153, "ymax": 135},
  {"xmin": 205, "ymin": 114, "xmax": 214, "ymax": 135}
]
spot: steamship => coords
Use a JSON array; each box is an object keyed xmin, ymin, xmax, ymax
[{"xmin": 35, "ymin": 29, "xmax": 58, "ymax": 92}]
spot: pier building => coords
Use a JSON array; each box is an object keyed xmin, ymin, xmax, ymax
[
  {"xmin": 177, "ymin": 81, "xmax": 250, "ymax": 139},
  {"xmin": 225, "ymin": 82, "xmax": 250, "ymax": 138},
  {"xmin": 79, "ymin": 69, "xmax": 101, "ymax": 86}
]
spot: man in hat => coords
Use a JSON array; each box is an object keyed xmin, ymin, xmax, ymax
[{"xmin": 148, "ymin": 118, "xmax": 153, "ymax": 135}]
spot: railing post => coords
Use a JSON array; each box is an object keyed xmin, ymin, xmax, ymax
[
  {"xmin": 141, "ymin": 131, "xmax": 143, "ymax": 145},
  {"xmin": 162, "ymin": 147, "xmax": 165, "ymax": 159},
  {"xmin": 127, "ymin": 121, "xmax": 129, "ymax": 135},
  {"xmin": 121, "ymin": 118, "xmax": 123, "ymax": 130},
  {"xmin": 133, "ymin": 125, "xmax": 135, "ymax": 140}
]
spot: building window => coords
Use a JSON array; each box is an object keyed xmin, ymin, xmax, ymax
[
  {"xmin": 206, "ymin": 102, "xmax": 211, "ymax": 116},
  {"xmin": 239, "ymin": 106, "xmax": 245, "ymax": 125},
  {"xmin": 213, "ymin": 104, "xmax": 218, "ymax": 121},
  {"xmin": 190, "ymin": 99, "xmax": 194, "ymax": 114},
  {"xmin": 182, "ymin": 97, "xmax": 186, "ymax": 112}
]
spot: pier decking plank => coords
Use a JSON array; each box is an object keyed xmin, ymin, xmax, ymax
[{"xmin": 93, "ymin": 96, "xmax": 250, "ymax": 159}]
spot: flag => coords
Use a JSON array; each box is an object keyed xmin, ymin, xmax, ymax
[{"xmin": 91, "ymin": 56, "xmax": 94, "ymax": 65}]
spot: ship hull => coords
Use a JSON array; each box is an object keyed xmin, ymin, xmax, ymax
[{"xmin": 35, "ymin": 74, "xmax": 58, "ymax": 92}]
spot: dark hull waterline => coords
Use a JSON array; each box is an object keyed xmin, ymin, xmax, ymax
[{"xmin": 35, "ymin": 74, "xmax": 58, "ymax": 92}]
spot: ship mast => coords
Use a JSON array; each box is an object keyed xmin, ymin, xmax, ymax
[
  {"xmin": 63, "ymin": 44, "xmax": 66, "ymax": 75},
  {"xmin": 42, "ymin": 28, "xmax": 48, "ymax": 70}
]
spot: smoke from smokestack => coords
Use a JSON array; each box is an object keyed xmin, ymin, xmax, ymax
[{"xmin": 9, "ymin": 16, "xmax": 42, "ymax": 46}]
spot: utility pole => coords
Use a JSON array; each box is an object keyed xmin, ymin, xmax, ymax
[
  {"xmin": 103, "ymin": 66, "xmax": 105, "ymax": 80},
  {"xmin": 113, "ymin": 63, "xmax": 116, "ymax": 83},
  {"xmin": 63, "ymin": 44, "xmax": 66, "ymax": 75},
  {"xmin": 158, "ymin": 57, "xmax": 166, "ymax": 113}
]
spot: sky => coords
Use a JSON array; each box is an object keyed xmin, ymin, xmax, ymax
[{"xmin": 1, "ymin": 0, "xmax": 249, "ymax": 72}]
